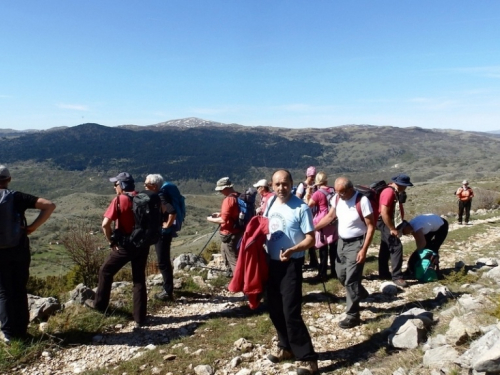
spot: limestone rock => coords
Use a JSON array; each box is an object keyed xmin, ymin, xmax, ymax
[
  {"xmin": 173, "ymin": 253, "xmax": 206, "ymax": 271},
  {"xmin": 389, "ymin": 319, "xmax": 427, "ymax": 349},
  {"xmin": 472, "ymin": 339, "xmax": 500, "ymax": 373},
  {"xmin": 194, "ymin": 364, "xmax": 214, "ymax": 375},
  {"xmin": 456, "ymin": 327, "xmax": 500, "ymax": 369},
  {"xmin": 423, "ymin": 345, "xmax": 459, "ymax": 367},
  {"xmin": 446, "ymin": 315, "xmax": 481, "ymax": 345},
  {"xmin": 27, "ymin": 294, "xmax": 61, "ymax": 322},
  {"xmin": 67, "ymin": 284, "xmax": 96, "ymax": 305}
]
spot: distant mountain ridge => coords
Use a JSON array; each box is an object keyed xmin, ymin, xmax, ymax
[{"xmin": 1, "ymin": 118, "xmax": 500, "ymax": 194}]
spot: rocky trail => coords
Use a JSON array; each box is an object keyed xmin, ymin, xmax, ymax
[{"xmin": 13, "ymin": 215, "xmax": 500, "ymax": 375}]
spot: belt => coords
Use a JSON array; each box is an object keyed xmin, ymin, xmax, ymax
[{"xmin": 340, "ymin": 235, "xmax": 364, "ymax": 243}]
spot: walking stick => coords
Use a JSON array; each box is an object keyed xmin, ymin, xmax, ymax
[
  {"xmin": 197, "ymin": 225, "xmax": 220, "ymax": 258},
  {"xmin": 320, "ymin": 278, "xmax": 333, "ymax": 314}
]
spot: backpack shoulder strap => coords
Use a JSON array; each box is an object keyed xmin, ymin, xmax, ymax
[
  {"xmin": 264, "ymin": 195, "xmax": 277, "ymax": 217},
  {"xmin": 354, "ymin": 192, "xmax": 364, "ymax": 224}
]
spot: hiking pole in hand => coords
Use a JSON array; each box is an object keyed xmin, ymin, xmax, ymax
[
  {"xmin": 321, "ymin": 278, "xmax": 333, "ymax": 314},
  {"xmin": 197, "ymin": 225, "xmax": 220, "ymax": 258}
]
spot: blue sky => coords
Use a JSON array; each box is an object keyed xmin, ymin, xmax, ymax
[{"xmin": 1, "ymin": 1, "xmax": 499, "ymax": 131}]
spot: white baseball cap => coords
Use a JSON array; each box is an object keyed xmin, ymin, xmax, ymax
[{"xmin": 253, "ymin": 179, "xmax": 268, "ymax": 188}]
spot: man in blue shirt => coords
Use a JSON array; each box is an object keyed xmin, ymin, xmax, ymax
[{"xmin": 265, "ymin": 169, "xmax": 318, "ymax": 375}]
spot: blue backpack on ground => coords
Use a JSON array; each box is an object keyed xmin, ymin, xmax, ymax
[
  {"xmin": 159, "ymin": 181, "xmax": 186, "ymax": 232},
  {"xmin": 0, "ymin": 189, "xmax": 24, "ymax": 249}
]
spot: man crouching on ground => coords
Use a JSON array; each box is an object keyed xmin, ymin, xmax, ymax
[{"xmin": 265, "ymin": 169, "xmax": 319, "ymax": 375}]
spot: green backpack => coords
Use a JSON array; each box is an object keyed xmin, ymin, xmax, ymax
[{"xmin": 410, "ymin": 249, "xmax": 439, "ymax": 283}]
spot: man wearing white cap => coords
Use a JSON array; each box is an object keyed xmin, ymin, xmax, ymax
[
  {"xmin": 456, "ymin": 180, "xmax": 474, "ymax": 225},
  {"xmin": 253, "ymin": 179, "xmax": 274, "ymax": 215},
  {"xmin": 0, "ymin": 165, "xmax": 55, "ymax": 344}
]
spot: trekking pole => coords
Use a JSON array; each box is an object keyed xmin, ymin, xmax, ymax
[
  {"xmin": 197, "ymin": 225, "xmax": 220, "ymax": 258},
  {"xmin": 320, "ymin": 279, "xmax": 333, "ymax": 314}
]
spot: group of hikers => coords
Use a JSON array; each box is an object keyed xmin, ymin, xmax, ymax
[{"xmin": 0, "ymin": 164, "xmax": 474, "ymax": 375}]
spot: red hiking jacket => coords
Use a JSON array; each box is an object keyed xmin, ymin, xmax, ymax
[{"xmin": 228, "ymin": 215, "xmax": 269, "ymax": 309}]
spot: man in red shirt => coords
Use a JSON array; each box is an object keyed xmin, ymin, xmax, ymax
[
  {"xmin": 207, "ymin": 177, "xmax": 243, "ymax": 276},
  {"xmin": 377, "ymin": 173, "xmax": 413, "ymax": 288},
  {"xmin": 85, "ymin": 172, "xmax": 150, "ymax": 328}
]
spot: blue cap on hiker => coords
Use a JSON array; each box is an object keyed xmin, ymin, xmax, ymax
[
  {"xmin": 391, "ymin": 173, "xmax": 413, "ymax": 187},
  {"xmin": 109, "ymin": 172, "xmax": 134, "ymax": 183},
  {"xmin": 0, "ymin": 165, "xmax": 11, "ymax": 180}
]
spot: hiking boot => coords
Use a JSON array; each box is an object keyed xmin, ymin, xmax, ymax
[
  {"xmin": 359, "ymin": 287, "xmax": 370, "ymax": 300},
  {"xmin": 457, "ymin": 222, "xmax": 463, "ymax": 225},
  {"xmin": 393, "ymin": 278, "xmax": 408, "ymax": 288},
  {"xmin": 338, "ymin": 316, "xmax": 361, "ymax": 329},
  {"xmin": 84, "ymin": 299, "xmax": 96, "ymax": 309},
  {"xmin": 297, "ymin": 360, "xmax": 319, "ymax": 375},
  {"xmin": 267, "ymin": 347, "xmax": 294, "ymax": 363},
  {"xmin": 155, "ymin": 290, "xmax": 175, "ymax": 302},
  {"xmin": 0, "ymin": 331, "xmax": 10, "ymax": 346}
]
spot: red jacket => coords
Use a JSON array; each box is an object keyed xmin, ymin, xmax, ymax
[{"xmin": 228, "ymin": 215, "xmax": 269, "ymax": 309}]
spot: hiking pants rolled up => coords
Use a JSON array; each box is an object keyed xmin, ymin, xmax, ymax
[
  {"xmin": 377, "ymin": 219, "xmax": 404, "ymax": 280},
  {"xmin": 0, "ymin": 238, "xmax": 30, "ymax": 339},
  {"xmin": 155, "ymin": 232, "xmax": 174, "ymax": 295},
  {"xmin": 267, "ymin": 258, "xmax": 318, "ymax": 362},
  {"xmin": 95, "ymin": 244, "xmax": 150, "ymax": 323},
  {"xmin": 220, "ymin": 232, "xmax": 242, "ymax": 273},
  {"xmin": 458, "ymin": 201, "xmax": 472, "ymax": 223},
  {"xmin": 336, "ymin": 238, "xmax": 367, "ymax": 318},
  {"xmin": 318, "ymin": 241, "xmax": 337, "ymax": 278},
  {"xmin": 425, "ymin": 219, "xmax": 449, "ymax": 254}
]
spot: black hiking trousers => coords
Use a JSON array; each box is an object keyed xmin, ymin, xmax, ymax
[
  {"xmin": 458, "ymin": 200, "xmax": 472, "ymax": 224},
  {"xmin": 377, "ymin": 219, "xmax": 404, "ymax": 281},
  {"xmin": 0, "ymin": 237, "xmax": 30, "ymax": 340},
  {"xmin": 155, "ymin": 232, "xmax": 174, "ymax": 296},
  {"xmin": 94, "ymin": 243, "xmax": 149, "ymax": 324}
]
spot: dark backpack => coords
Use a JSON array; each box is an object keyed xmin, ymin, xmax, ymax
[
  {"xmin": 159, "ymin": 181, "xmax": 186, "ymax": 232},
  {"xmin": 233, "ymin": 188, "xmax": 257, "ymax": 230},
  {"xmin": 125, "ymin": 191, "xmax": 162, "ymax": 248},
  {"xmin": 334, "ymin": 180, "xmax": 388, "ymax": 224},
  {"xmin": 353, "ymin": 180, "xmax": 390, "ymax": 223},
  {"xmin": 0, "ymin": 189, "xmax": 24, "ymax": 249}
]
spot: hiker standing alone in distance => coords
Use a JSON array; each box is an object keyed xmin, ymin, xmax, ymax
[
  {"xmin": 207, "ymin": 177, "xmax": 242, "ymax": 277},
  {"xmin": 265, "ymin": 169, "xmax": 319, "ymax": 375},
  {"xmin": 0, "ymin": 165, "xmax": 55, "ymax": 344},
  {"xmin": 456, "ymin": 179, "xmax": 474, "ymax": 225}
]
